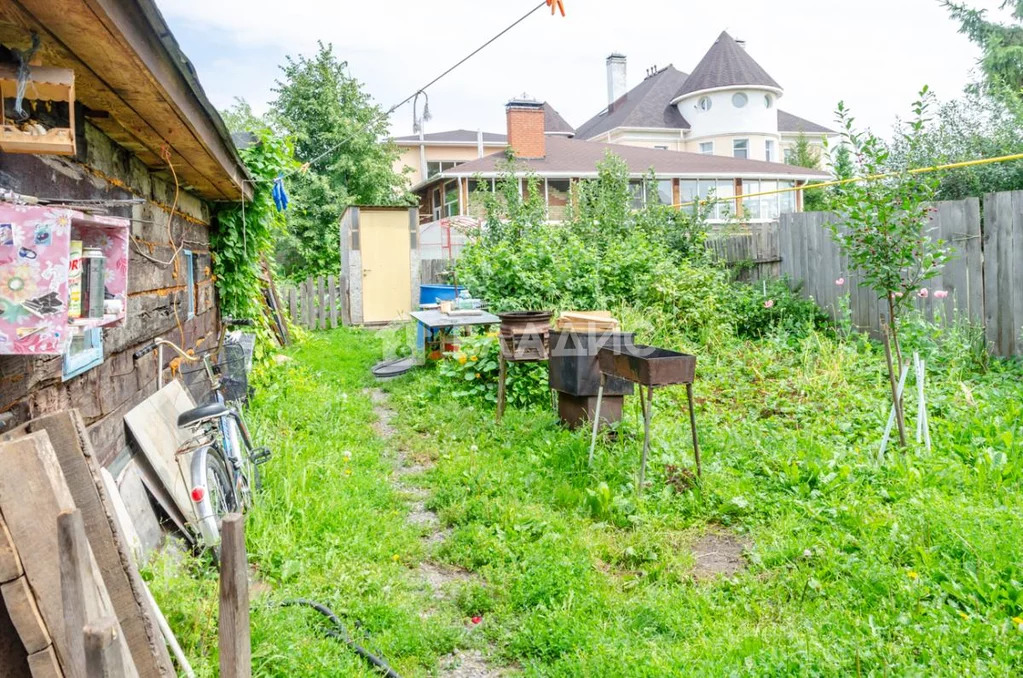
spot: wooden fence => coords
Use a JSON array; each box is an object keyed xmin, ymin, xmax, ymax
[
  {"xmin": 706, "ymin": 221, "xmax": 781, "ymax": 281},
  {"xmin": 779, "ymin": 191, "xmax": 1021, "ymax": 357},
  {"xmin": 283, "ymin": 275, "xmax": 346, "ymax": 330}
]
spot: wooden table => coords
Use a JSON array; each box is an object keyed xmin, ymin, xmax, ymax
[{"xmin": 410, "ymin": 310, "xmax": 500, "ymax": 361}]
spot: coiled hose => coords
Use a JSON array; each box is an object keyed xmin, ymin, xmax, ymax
[{"xmin": 280, "ymin": 599, "xmax": 403, "ymax": 678}]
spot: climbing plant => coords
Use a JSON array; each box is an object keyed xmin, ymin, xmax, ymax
[{"xmin": 212, "ymin": 124, "xmax": 299, "ymax": 346}]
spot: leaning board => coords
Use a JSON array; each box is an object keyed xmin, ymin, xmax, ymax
[{"xmin": 123, "ymin": 381, "xmax": 200, "ymax": 533}]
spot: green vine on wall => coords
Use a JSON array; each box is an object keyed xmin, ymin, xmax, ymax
[{"xmin": 212, "ymin": 127, "xmax": 298, "ymax": 352}]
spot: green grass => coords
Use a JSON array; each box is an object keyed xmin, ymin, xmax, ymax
[{"xmin": 149, "ymin": 326, "xmax": 1023, "ymax": 676}]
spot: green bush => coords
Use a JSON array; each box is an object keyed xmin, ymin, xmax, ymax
[
  {"xmin": 723, "ymin": 278, "xmax": 831, "ymax": 340},
  {"xmin": 437, "ymin": 334, "xmax": 549, "ymax": 408}
]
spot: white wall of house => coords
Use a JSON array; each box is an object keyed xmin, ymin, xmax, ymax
[{"xmin": 676, "ymin": 86, "xmax": 781, "ymax": 139}]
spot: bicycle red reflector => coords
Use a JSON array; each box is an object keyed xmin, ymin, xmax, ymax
[{"xmin": 191, "ymin": 487, "xmax": 205, "ymax": 502}]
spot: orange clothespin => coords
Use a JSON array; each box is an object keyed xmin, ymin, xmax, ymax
[{"xmin": 547, "ymin": 0, "xmax": 565, "ymax": 17}]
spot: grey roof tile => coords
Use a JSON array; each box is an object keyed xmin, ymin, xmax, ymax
[
  {"xmin": 676, "ymin": 31, "xmax": 781, "ymax": 97},
  {"xmin": 431, "ymin": 136, "xmax": 828, "ymax": 180},
  {"xmin": 543, "ymin": 102, "xmax": 575, "ymax": 134},
  {"xmin": 575, "ymin": 65, "xmax": 691, "ymax": 140},
  {"xmin": 777, "ymin": 110, "xmax": 836, "ymax": 134}
]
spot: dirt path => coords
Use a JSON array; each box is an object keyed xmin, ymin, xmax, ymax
[{"xmin": 368, "ymin": 388, "xmax": 506, "ymax": 677}]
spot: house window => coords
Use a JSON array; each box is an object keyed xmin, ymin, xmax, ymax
[
  {"xmin": 546, "ymin": 179, "xmax": 571, "ymax": 221},
  {"xmin": 681, "ymin": 179, "xmax": 733, "ymax": 219},
  {"xmin": 699, "ymin": 142, "xmax": 714, "ymax": 155},
  {"xmin": 444, "ymin": 181, "xmax": 460, "ymax": 217},
  {"xmin": 784, "ymin": 148, "xmax": 794, "ymax": 164},
  {"xmin": 733, "ymin": 139, "xmax": 749, "ymax": 159},
  {"xmin": 765, "ymin": 140, "xmax": 776, "ymax": 163},
  {"xmin": 652, "ymin": 179, "xmax": 673, "ymax": 206},
  {"xmin": 764, "ymin": 94, "xmax": 774, "ymax": 108},
  {"xmin": 697, "ymin": 96, "xmax": 712, "ymax": 111},
  {"xmin": 628, "ymin": 180, "xmax": 645, "ymax": 209},
  {"xmin": 742, "ymin": 179, "xmax": 760, "ymax": 220},
  {"xmin": 183, "ymin": 250, "xmax": 195, "ymax": 319},
  {"xmin": 732, "ymin": 92, "xmax": 748, "ymax": 108},
  {"xmin": 62, "ymin": 328, "xmax": 103, "ymax": 381},
  {"xmin": 431, "ymin": 186, "xmax": 442, "ymax": 221},
  {"xmin": 427, "ymin": 161, "xmax": 463, "ymax": 178},
  {"xmin": 780, "ymin": 180, "xmax": 797, "ymax": 214}
]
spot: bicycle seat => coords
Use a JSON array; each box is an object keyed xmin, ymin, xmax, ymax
[{"xmin": 177, "ymin": 402, "xmax": 230, "ymax": 428}]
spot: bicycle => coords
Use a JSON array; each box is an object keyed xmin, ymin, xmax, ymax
[{"xmin": 133, "ymin": 318, "xmax": 271, "ymax": 552}]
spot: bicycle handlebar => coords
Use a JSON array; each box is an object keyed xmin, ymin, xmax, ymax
[{"xmin": 132, "ymin": 338, "xmax": 199, "ymax": 362}]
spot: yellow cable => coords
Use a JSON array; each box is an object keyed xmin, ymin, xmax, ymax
[{"xmin": 672, "ymin": 151, "xmax": 1023, "ymax": 209}]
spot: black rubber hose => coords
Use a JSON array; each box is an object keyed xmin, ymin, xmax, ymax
[{"xmin": 280, "ymin": 599, "xmax": 403, "ymax": 678}]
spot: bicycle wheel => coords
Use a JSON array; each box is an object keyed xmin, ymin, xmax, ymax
[{"xmin": 191, "ymin": 445, "xmax": 238, "ymax": 552}]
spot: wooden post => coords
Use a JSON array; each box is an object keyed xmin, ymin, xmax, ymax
[
  {"xmin": 304, "ymin": 276, "xmax": 313, "ymax": 329},
  {"xmin": 58, "ymin": 510, "xmax": 89, "ymax": 678},
  {"xmin": 317, "ymin": 276, "xmax": 327, "ymax": 330},
  {"xmin": 288, "ymin": 287, "xmax": 297, "ymax": 324},
  {"xmin": 84, "ymin": 617, "xmax": 127, "ymax": 678},
  {"xmin": 328, "ymin": 274, "xmax": 338, "ymax": 329},
  {"xmin": 219, "ymin": 514, "xmax": 251, "ymax": 678},
  {"xmin": 686, "ymin": 383, "xmax": 701, "ymax": 477},
  {"xmin": 495, "ymin": 354, "xmax": 507, "ymax": 423}
]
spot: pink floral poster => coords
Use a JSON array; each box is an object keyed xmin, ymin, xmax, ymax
[{"xmin": 0, "ymin": 204, "xmax": 73, "ymax": 354}]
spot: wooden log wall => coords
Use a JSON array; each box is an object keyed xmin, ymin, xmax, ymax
[{"xmin": 0, "ymin": 121, "xmax": 220, "ymax": 466}]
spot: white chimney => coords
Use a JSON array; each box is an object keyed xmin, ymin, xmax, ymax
[{"xmin": 606, "ymin": 53, "xmax": 626, "ymax": 109}]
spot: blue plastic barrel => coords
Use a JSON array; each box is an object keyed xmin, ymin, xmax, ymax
[
  {"xmin": 417, "ymin": 285, "xmax": 464, "ymax": 353},
  {"xmin": 419, "ymin": 284, "xmax": 463, "ymax": 305}
]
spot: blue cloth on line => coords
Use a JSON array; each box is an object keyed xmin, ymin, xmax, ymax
[{"xmin": 272, "ymin": 175, "xmax": 288, "ymax": 211}]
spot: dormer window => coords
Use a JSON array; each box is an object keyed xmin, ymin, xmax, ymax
[
  {"xmin": 697, "ymin": 96, "xmax": 712, "ymax": 111},
  {"xmin": 732, "ymin": 92, "xmax": 748, "ymax": 108},
  {"xmin": 764, "ymin": 94, "xmax": 774, "ymax": 108}
]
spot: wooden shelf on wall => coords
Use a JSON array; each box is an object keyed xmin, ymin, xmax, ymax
[{"xmin": 0, "ymin": 63, "xmax": 76, "ymax": 156}]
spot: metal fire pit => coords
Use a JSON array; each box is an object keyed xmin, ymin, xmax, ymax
[
  {"xmin": 589, "ymin": 344, "xmax": 701, "ymax": 489},
  {"xmin": 496, "ymin": 311, "xmax": 552, "ymax": 423}
]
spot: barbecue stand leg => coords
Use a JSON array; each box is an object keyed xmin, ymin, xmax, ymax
[
  {"xmin": 588, "ymin": 374, "xmax": 606, "ymax": 466},
  {"xmin": 639, "ymin": 384, "xmax": 652, "ymax": 492},
  {"xmin": 686, "ymin": 382, "xmax": 701, "ymax": 477},
  {"xmin": 496, "ymin": 353, "xmax": 507, "ymax": 423}
]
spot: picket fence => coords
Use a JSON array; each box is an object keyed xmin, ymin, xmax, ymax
[
  {"xmin": 779, "ymin": 191, "xmax": 1023, "ymax": 357},
  {"xmin": 284, "ymin": 274, "xmax": 346, "ymax": 330}
]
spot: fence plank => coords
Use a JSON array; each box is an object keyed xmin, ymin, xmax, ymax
[
  {"xmin": 1012, "ymin": 192, "xmax": 1023, "ymax": 357},
  {"xmin": 984, "ymin": 192, "xmax": 1010, "ymax": 355},
  {"xmin": 318, "ymin": 276, "xmax": 328, "ymax": 330},
  {"xmin": 288, "ymin": 287, "xmax": 297, "ymax": 324},
  {"xmin": 218, "ymin": 515, "xmax": 251, "ymax": 678},
  {"xmin": 328, "ymin": 275, "xmax": 338, "ymax": 329}
]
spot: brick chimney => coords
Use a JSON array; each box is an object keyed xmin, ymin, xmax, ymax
[{"xmin": 506, "ymin": 97, "xmax": 545, "ymax": 159}]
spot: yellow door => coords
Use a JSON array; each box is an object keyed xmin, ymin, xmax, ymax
[{"xmin": 361, "ymin": 210, "xmax": 411, "ymax": 324}]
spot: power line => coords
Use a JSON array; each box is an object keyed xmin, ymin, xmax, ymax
[{"xmin": 281, "ymin": 1, "xmax": 550, "ymax": 180}]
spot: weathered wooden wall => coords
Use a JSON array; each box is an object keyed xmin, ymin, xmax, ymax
[
  {"xmin": 778, "ymin": 195, "xmax": 1023, "ymax": 356},
  {"xmin": 0, "ymin": 121, "xmax": 219, "ymax": 466}
]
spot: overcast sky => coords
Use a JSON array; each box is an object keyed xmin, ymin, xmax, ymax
[{"xmin": 160, "ymin": 0, "xmax": 1007, "ymax": 139}]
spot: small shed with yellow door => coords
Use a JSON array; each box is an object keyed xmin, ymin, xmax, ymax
[{"xmin": 340, "ymin": 205, "xmax": 421, "ymax": 325}]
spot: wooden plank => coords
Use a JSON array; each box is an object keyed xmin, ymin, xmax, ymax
[
  {"xmin": 124, "ymin": 382, "xmax": 199, "ymax": 532},
  {"xmin": 328, "ymin": 275, "xmax": 338, "ymax": 329},
  {"xmin": 1, "ymin": 587, "xmax": 33, "ymax": 678},
  {"xmin": 288, "ymin": 287, "xmax": 297, "ymax": 325},
  {"xmin": 304, "ymin": 277, "xmax": 313, "ymax": 330},
  {"xmin": 84, "ymin": 617, "xmax": 129, "ymax": 678},
  {"xmin": 962, "ymin": 198, "xmax": 984, "ymax": 325},
  {"xmin": 218, "ymin": 515, "xmax": 251, "ymax": 678},
  {"xmin": 0, "ymin": 514, "xmax": 24, "ymax": 583},
  {"xmin": 26, "ymin": 645, "xmax": 62, "ymax": 678},
  {"xmin": 1, "ymin": 577, "xmax": 50, "ymax": 654},
  {"xmin": 317, "ymin": 276, "xmax": 327, "ymax": 330},
  {"xmin": 58, "ymin": 511, "xmax": 88, "ymax": 678},
  {"xmin": 1011, "ymin": 192, "xmax": 1023, "ymax": 356},
  {"xmin": 984, "ymin": 192, "xmax": 1011, "ymax": 355},
  {"xmin": 22, "ymin": 413, "xmax": 172, "ymax": 676}
]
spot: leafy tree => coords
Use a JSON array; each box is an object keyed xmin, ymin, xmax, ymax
[
  {"xmin": 270, "ymin": 42, "xmax": 410, "ymax": 278},
  {"xmin": 213, "ymin": 107, "xmax": 299, "ymax": 352},
  {"xmin": 787, "ymin": 130, "xmax": 828, "ymax": 211},
  {"xmin": 942, "ymin": 0, "xmax": 1023, "ymax": 104},
  {"xmin": 828, "ymin": 87, "xmax": 954, "ymax": 447},
  {"xmin": 887, "ymin": 91, "xmax": 1023, "ymax": 199}
]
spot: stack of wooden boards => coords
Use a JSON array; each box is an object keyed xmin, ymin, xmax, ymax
[
  {"xmin": 0, "ymin": 411, "xmax": 175, "ymax": 677},
  {"xmin": 554, "ymin": 311, "xmax": 620, "ymax": 333}
]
